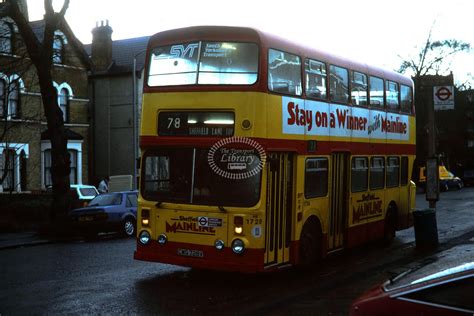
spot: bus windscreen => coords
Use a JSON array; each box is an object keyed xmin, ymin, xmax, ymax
[
  {"xmin": 142, "ymin": 148, "xmax": 262, "ymax": 207},
  {"xmin": 148, "ymin": 42, "xmax": 258, "ymax": 86}
]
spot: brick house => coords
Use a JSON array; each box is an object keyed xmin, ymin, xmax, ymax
[{"xmin": 0, "ymin": 1, "xmax": 91, "ymax": 193}]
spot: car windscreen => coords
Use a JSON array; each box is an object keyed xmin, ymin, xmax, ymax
[
  {"xmin": 385, "ymin": 258, "xmax": 474, "ymax": 291},
  {"xmin": 88, "ymin": 193, "xmax": 122, "ymax": 206},
  {"xmin": 79, "ymin": 187, "xmax": 98, "ymax": 198}
]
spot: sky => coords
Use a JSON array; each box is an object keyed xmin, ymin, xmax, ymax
[{"xmin": 27, "ymin": 0, "xmax": 473, "ymax": 84}]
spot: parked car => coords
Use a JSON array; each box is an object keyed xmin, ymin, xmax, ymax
[
  {"xmin": 418, "ymin": 166, "xmax": 463, "ymax": 191},
  {"xmin": 462, "ymin": 168, "xmax": 474, "ymax": 187},
  {"xmin": 70, "ymin": 184, "xmax": 99, "ymax": 210},
  {"xmin": 69, "ymin": 191, "xmax": 138, "ymax": 237},
  {"xmin": 350, "ymin": 258, "xmax": 474, "ymax": 315}
]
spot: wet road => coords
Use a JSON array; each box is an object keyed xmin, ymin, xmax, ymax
[{"xmin": 1, "ymin": 187, "xmax": 473, "ymax": 315}]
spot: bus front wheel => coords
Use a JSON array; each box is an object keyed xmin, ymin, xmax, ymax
[{"xmin": 298, "ymin": 217, "xmax": 322, "ymax": 269}]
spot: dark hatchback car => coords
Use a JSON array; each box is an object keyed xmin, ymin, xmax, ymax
[
  {"xmin": 462, "ymin": 168, "xmax": 474, "ymax": 186},
  {"xmin": 69, "ymin": 191, "xmax": 138, "ymax": 237},
  {"xmin": 351, "ymin": 254, "xmax": 474, "ymax": 315}
]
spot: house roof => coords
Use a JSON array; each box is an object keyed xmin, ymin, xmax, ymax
[
  {"xmin": 84, "ymin": 35, "xmax": 150, "ymax": 75},
  {"xmin": 28, "ymin": 19, "xmax": 91, "ymax": 70},
  {"xmin": 29, "ymin": 19, "xmax": 45, "ymax": 42}
]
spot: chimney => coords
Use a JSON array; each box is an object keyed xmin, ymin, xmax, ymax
[{"xmin": 91, "ymin": 20, "xmax": 113, "ymax": 71}]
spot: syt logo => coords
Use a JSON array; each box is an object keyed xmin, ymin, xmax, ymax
[{"xmin": 169, "ymin": 43, "xmax": 199, "ymax": 59}]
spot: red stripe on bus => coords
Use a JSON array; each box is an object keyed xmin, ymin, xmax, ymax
[{"xmin": 140, "ymin": 136, "xmax": 416, "ymax": 155}]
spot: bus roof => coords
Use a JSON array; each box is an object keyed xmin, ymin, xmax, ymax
[{"xmin": 146, "ymin": 25, "xmax": 413, "ymax": 87}]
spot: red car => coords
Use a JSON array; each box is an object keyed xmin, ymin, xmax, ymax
[{"xmin": 351, "ymin": 257, "xmax": 474, "ymax": 315}]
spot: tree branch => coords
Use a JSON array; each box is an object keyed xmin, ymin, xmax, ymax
[
  {"xmin": 44, "ymin": 0, "xmax": 54, "ymax": 16},
  {"xmin": 59, "ymin": 0, "xmax": 70, "ymax": 17}
]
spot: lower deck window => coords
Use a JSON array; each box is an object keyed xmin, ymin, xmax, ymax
[
  {"xmin": 386, "ymin": 156, "xmax": 400, "ymax": 187},
  {"xmin": 370, "ymin": 157, "xmax": 385, "ymax": 190},
  {"xmin": 304, "ymin": 158, "xmax": 328, "ymax": 198},
  {"xmin": 351, "ymin": 157, "xmax": 368, "ymax": 192}
]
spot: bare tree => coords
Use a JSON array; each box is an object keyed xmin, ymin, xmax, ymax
[
  {"xmin": 0, "ymin": 0, "xmax": 73, "ymax": 219},
  {"xmin": 398, "ymin": 23, "xmax": 471, "ymax": 79}
]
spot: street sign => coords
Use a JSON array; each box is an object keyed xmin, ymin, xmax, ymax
[{"xmin": 433, "ymin": 86, "xmax": 454, "ymax": 110}]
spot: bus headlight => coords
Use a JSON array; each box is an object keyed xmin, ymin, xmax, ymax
[
  {"xmin": 139, "ymin": 231, "xmax": 151, "ymax": 245},
  {"xmin": 158, "ymin": 233, "xmax": 167, "ymax": 245},
  {"xmin": 215, "ymin": 239, "xmax": 225, "ymax": 250},
  {"xmin": 231, "ymin": 239, "xmax": 245, "ymax": 254}
]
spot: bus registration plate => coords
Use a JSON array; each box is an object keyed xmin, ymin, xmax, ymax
[{"xmin": 177, "ymin": 248, "xmax": 204, "ymax": 258}]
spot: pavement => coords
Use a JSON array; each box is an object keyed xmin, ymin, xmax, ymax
[{"xmin": 0, "ymin": 231, "xmax": 55, "ymax": 250}]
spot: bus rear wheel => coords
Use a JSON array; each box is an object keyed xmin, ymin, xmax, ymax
[
  {"xmin": 383, "ymin": 206, "xmax": 397, "ymax": 246},
  {"xmin": 298, "ymin": 218, "xmax": 322, "ymax": 269}
]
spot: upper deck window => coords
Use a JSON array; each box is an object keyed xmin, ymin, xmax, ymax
[
  {"xmin": 268, "ymin": 49, "xmax": 302, "ymax": 96},
  {"xmin": 369, "ymin": 76, "xmax": 384, "ymax": 108},
  {"xmin": 386, "ymin": 80, "xmax": 400, "ymax": 111},
  {"xmin": 329, "ymin": 65, "xmax": 349, "ymax": 104},
  {"xmin": 148, "ymin": 42, "xmax": 258, "ymax": 86},
  {"xmin": 305, "ymin": 59, "xmax": 327, "ymax": 99},
  {"xmin": 400, "ymin": 84, "xmax": 413, "ymax": 114},
  {"xmin": 351, "ymin": 71, "xmax": 368, "ymax": 106}
]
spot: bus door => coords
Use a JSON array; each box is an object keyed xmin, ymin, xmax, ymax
[
  {"xmin": 264, "ymin": 152, "xmax": 293, "ymax": 268},
  {"xmin": 328, "ymin": 152, "xmax": 348, "ymax": 251}
]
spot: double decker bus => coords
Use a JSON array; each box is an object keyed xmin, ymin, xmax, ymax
[{"xmin": 134, "ymin": 26, "xmax": 416, "ymax": 272}]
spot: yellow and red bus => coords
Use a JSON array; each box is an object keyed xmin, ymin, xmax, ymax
[{"xmin": 134, "ymin": 26, "xmax": 416, "ymax": 272}]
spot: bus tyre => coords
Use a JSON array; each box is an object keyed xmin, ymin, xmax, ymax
[
  {"xmin": 298, "ymin": 218, "xmax": 322, "ymax": 269},
  {"xmin": 383, "ymin": 206, "xmax": 397, "ymax": 246},
  {"xmin": 84, "ymin": 231, "xmax": 98, "ymax": 241},
  {"xmin": 123, "ymin": 217, "xmax": 136, "ymax": 237}
]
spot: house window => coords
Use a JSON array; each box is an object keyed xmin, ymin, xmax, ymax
[
  {"xmin": 69, "ymin": 150, "xmax": 77, "ymax": 184},
  {"xmin": 0, "ymin": 76, "xmax": 21, "ymax": 119},
  {"xmin": 1, "ymin": 148, "xmax": 15, "ymax": 191},
  {"xmin": 0, "ymin": 144, "xmax": 28, "ymax": 192},
  {"xmin": 44, "ymin": 149, "xmax": 52, "ymax": 188},
  {"xmin": 0, "ymin": 21, "xmax": 12, "ymax": 54},
  {"xmin": 0, "ymin": 78, "xmax": 5, "ymax": 117},
  {"xmin": 8, "ymin": 80, "xmax": 19, "ymax": 118},
  {"xmin": 43, "ymin": 147, "xmax": 81, "ymax": 188},
  {"xmin": 53, "ymin": 33, "xmax": 65, "ymax": 64},
  {"xmin": 59, "ymin": 88, "xmax": 69, "ymax": 122},
  {"xmin": 20, "ymin": 150, "xmax": 27, "ymax": 191}
]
